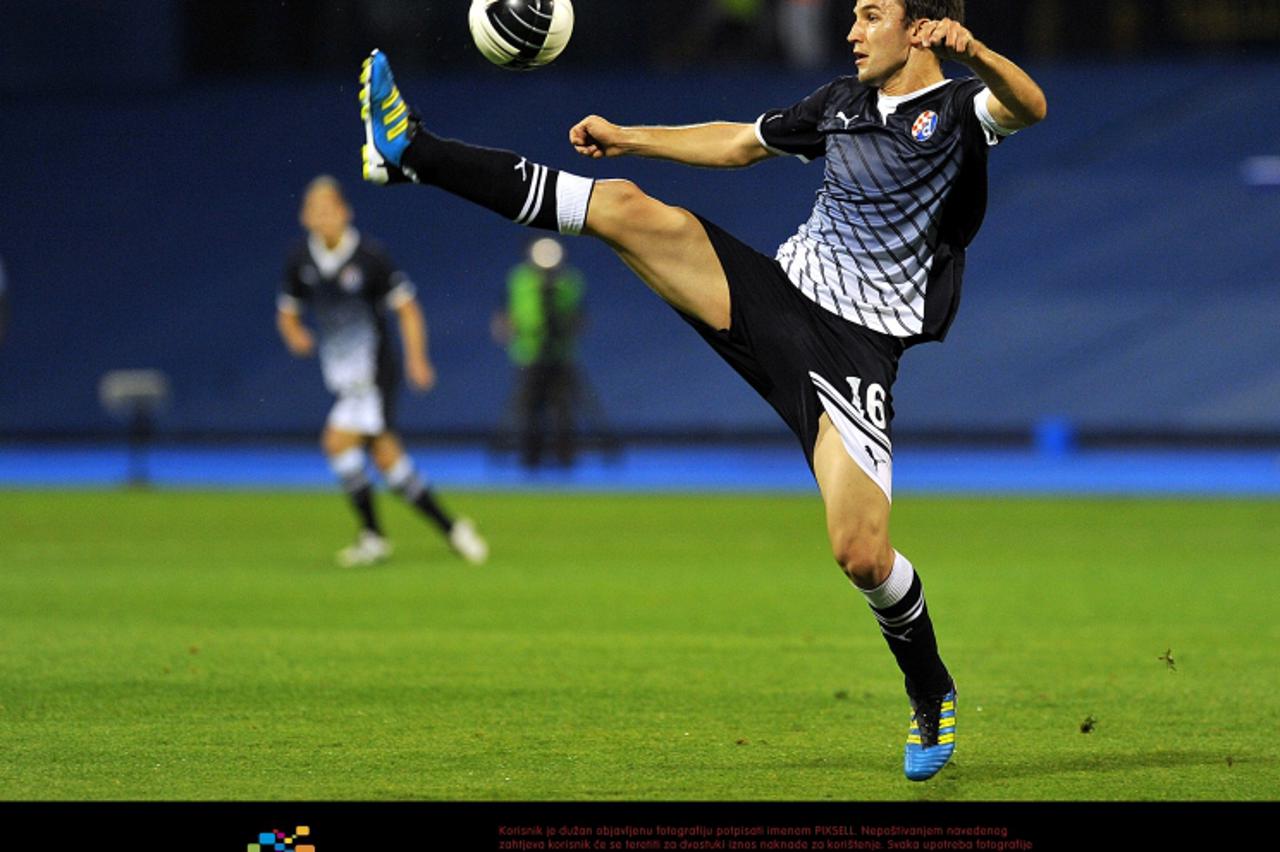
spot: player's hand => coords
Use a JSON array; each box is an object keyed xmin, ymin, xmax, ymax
[
  {"xmin": 913, "ymin": 18, "xmax": 983, "ymax": 63},
  {"xmin": 407, "ymin": 357, "xmax": 436, "ymax": 392},
  {"xmin": 570, "ymin": 115, "xmax": 627, "ymax": 159}
]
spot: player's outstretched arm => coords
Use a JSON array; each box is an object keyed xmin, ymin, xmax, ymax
[
  {"xmin": 276, "ymin": 308, "xmax": 315, "ymax": 357},
  {"xmin": 569, "ymin": 116, "xmax": 773, "ymax": 168},
  {"xmin": 396, "ymin": 297, "xmax": 436, "ymax": 391},
  {"xmin": 915, "ymin": 18, "xmax": 1047, "ymax": 131}
]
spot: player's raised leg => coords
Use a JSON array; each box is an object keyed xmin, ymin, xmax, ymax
[
  {"xmin": 323, "ymin": 426, "xmax": 392, "ymax": 567},
  {"xmin": 361, "ymin": 49, "xmax": 593, "ymax": 233},
  {"xmin": 581, "ymin": 180, "xmax": 729, "ymax": 330},
  {"xmin": 812, "ymin": 415, "xmax": 956, "ymax": 781},
  {"xmin": 369, "ymin": 433, "xmax": 488, "ymax": 565},
  {"xmin": 359, "ymin": 49, "xmax": 731, "ymax": 331}
]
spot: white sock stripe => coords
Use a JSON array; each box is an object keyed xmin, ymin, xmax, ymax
[
  {"xmin": 515, "ymin": 164, "xmax": 547, "ymax": 225},
  {"xmin": 329, "ymin": 448, "xmax": 367, "ymax": 477},
  {"xmin": 514, "ymin": 163, "xmax": 539, "ymax": 224},
  {"xmin": 530, "ymin": 163, "xmax": 549, "ymax": 224},
  {"xmin": 874, "ymin": 594, "xmax": 926, "ymax": 628},
  {"xmin": 556, "ymin": 172, "xmax": 594, "ymax": 236},
  {"xmin": 860, "ymin": 550, "xmax": 915, "ymax": 610}
]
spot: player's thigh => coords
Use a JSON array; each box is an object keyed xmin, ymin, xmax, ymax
[
  {"xmin": 368, "ymin": 432, "xmax": 405, "ymax": 470},
  {"xmin": 813, "ymin": 414, "xmax": 894, "ymax": 587},
  {"xmin": 584, "ymin": 179, "xmax": 730, "ymax": 330},
  {"xmin": 322, "ymin": 426, "xmax": 366, "ymax": 457}
]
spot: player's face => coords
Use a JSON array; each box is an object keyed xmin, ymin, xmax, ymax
[
  {"xmin": 847, "ymin": 1, "xmax": 914, "ymax": 86},
  {"xmin": 301, "ymin": 186, "xmax": 352, "ymax": 246}
]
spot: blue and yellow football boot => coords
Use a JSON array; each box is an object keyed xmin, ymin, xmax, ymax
[
  {"xmin": 359, "ymin": 49, "xmax": 416, "ymax": 185},
  {"xmin": 904, "ymin": 684, "xmax": 956, "ymax": 781}
]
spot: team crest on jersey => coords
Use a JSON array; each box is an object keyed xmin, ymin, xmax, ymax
[
  {"xmin": 338, "ymin": 265, "xmax": 364, "ymax": 293},
  {"xmin": 911, "ymin": 110, "xmax": 939, "ymax": 142}
]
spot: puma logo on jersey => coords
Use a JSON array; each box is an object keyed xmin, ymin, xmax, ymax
[
  {"xmin": 836, "ymin": 111, "xmax": 859, "ymax": 129},
  {"xmin": 514, "ymin": 157, "xmax": 529, "ymax": 181}
]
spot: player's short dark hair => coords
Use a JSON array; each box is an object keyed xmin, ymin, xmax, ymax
[{"xmin": 901, "ymin": 1, "xmax": 965, "ymax": 24}]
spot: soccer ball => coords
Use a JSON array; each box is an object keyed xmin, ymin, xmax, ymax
[{"xmin": 468, "ymin": 0, "xmax": 574, "ymax": 70}]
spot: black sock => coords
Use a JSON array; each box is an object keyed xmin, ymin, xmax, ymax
[
  {"xmin": 401, "ymin": 130, "xmax": 592, "ymax": 233},
  {"xmin": 347, "ymin": 483, "xmax": 382, "ymax": 536},
  {"xmin": 411, "ymin": 488, "xmax": 454, "ymax": 534},
  {"xmin": 330, "ymin": 448, "xmax": 382, "ymax": 535},
  {"xmin": 385, "ymin": 456, "xmax": 454, "ymax": 534},
  {"xmin": 875, "ymin": 591, "xmax": 952, "ymax": 699},
  {"xmin": 861, "ymin": 553, "xmax": 952, "ymax": 699}
]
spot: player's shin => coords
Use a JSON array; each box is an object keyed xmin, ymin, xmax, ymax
[
  {"xmin": 400, "ymin": 131, "xmax": 593, "ymax": 235},
  {"xmin": 330, "ymin": 448, "xmax": 381, "ymax": 535},
  {"xmin": 859, "ymin": 550, "xmax": 952, "ymax": 700},
  {"xmin": 385, "ymin": 454, "xmax": 454, "ymax": 533}
]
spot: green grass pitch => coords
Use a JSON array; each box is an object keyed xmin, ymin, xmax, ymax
[{"xmin": 1, "ymin": 489, "xmax": 1277, "ymax": 801}]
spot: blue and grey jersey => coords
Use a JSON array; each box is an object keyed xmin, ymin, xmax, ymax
[
  {"xmin": 756, "ymin": 76, "xmax": 1009, "ymax": 342},
  {"xmin": 279, "ymin": 228, "xmax": 416, "ymax": 394}
]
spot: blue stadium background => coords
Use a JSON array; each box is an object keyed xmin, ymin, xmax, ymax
[{"xmin": 2, "ymin": 0, "xmax": 1279, "ymax": 490}]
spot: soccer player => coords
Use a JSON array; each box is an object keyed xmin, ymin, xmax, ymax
[
  {"xmin": 358, "ymin": 0, "xmax": 1045, "ymax": 779},
  {"xmin": 277, "ymin": 175, "xmax": 489, "ymax": 567}
]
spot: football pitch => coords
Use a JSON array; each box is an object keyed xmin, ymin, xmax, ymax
[{"xmin": 1, "ymin": 489, "xmax": 1277, "ymax": 801}]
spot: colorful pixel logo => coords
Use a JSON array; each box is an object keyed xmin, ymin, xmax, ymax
[
  {"xmin": 911, "ymin": 110, "xmax": 939, "ymax": 142},
  {"xmin": 248, "ymin": 826, "xmax": 314, "ymax": 852}
]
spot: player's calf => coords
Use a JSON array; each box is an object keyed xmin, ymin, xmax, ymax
[
  {"xmin": 402, "ymin": 132, "xmax": 594, "ymax": 235},
  {"xmin": 858, "ymin": 550, "xmax": 953, "ymax": 700},
  {"xmin": 360, "ymin": 49, "xmax": 592, "ymax": 236},
  {"xmin": 328, "ymin": 445, "xmax": 384, "ymax": 544}
]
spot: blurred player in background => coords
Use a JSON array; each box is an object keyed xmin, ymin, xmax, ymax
[
  {"xmin": 277, "ymin": 175, "xmax": 488, "ymax": 567},
  {"xmin": 358, "ymin": 0, "xmax": 1044, "ymax": 779},
  {"xmin": 491, "ymin": 237, "xmax": 586, "ymax": 469}
]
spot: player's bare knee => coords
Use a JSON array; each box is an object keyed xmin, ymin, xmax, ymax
[
  {"xmin": 370, "ymin": 438, "xmax": 402, "ymax": 472},
  {"xmin": 322, "ymin": 429, "xmax": 349, "ymax": 457},
  {"xmin": 594, "ymin": 178, "xmax": 646, "ymax": 213},
  {"xmin": 832, "ymin": 534, "xmax": 893, "ymax": 588},
  {"xmin": 588, "ymin": 179, "xmax": 684, "ymax": 242}
]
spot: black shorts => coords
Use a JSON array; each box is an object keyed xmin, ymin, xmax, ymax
[{"xmin": 682, "ymin": 215, "xmax": 905, "ymax": 492}]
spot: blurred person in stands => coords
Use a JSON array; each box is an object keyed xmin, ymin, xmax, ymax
[
  {"xmin": 491, "ymin": 237, "xmax": 586, "ymax": 469},
  {"xmin": 277, "ymin": 175, "xmax": 488, "ymax": 566}
]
